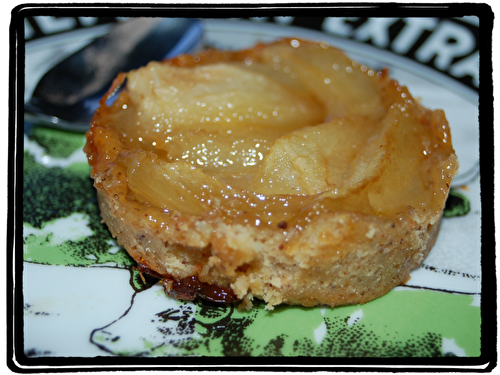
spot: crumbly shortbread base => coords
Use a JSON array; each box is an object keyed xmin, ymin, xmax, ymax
[{"xmin": 98, "ymin": 189, "xmax": 440, "ymax": 310}]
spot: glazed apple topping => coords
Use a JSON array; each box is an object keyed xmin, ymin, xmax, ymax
[{"xmin": 86, "ymin": 39, "xmax": 458, "ymax": 229}]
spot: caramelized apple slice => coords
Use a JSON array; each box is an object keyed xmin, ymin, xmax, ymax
[
  {"xmin": 124, "ymin": 61, "xmax": 326, "ymax": 139},
  {"xmin": 153, "ymin": 125, "xmax": 291, "ymax": 176},
  {"xmin": 123, "ymin": 149, "xmax": 314, "ymax": 224},
  {"xmin": 125, "ymin": 151, "xmax": 222, "ymax": 215},
  {"xmin": 253, "ymin": 42, "xmax": 386, "ymax": 120},
  {"xmin": 249, "ymin": 116, "xmax": 382, "ymax": 196},
  {"xmin": 367, "ymin": 104, "xmax": 458, "ymax": 216}
]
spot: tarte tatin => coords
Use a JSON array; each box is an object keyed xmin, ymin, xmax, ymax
[{"xmin": 84, "ymin": 38, "xmax": 458, "ymax": 310}]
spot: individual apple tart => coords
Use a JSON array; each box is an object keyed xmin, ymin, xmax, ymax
[{"xmin": 84, "ymin": 38, "xmax": 458, "ymax": 310}]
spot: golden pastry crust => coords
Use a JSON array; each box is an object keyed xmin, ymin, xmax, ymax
[{"xmin": 84, "ymin": 38, "xmax": 458, "ymax": 309}]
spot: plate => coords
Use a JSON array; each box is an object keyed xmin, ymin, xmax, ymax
[{"xmin": 21, "ymin": 18, "xmax": 482, "ymax": 363}]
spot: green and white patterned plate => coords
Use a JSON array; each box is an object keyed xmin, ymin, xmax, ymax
[{"xmin": 21, "ymin": 19, "xmax": 482, "ymax": 364}]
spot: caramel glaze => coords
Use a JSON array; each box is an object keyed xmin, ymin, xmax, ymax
[{"xmin": 136, "ymin": 262, "xmax": 239, "ymax": 303}]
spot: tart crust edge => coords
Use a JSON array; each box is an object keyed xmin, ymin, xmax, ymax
[{"xmin": 96, "ymin": 188, "xmax": 442, "ymax": 310}]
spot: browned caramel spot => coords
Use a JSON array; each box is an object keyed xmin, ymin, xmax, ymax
[{"xmin": 136, "ymin": 262, "xmax": 239, "ymax": 303}]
